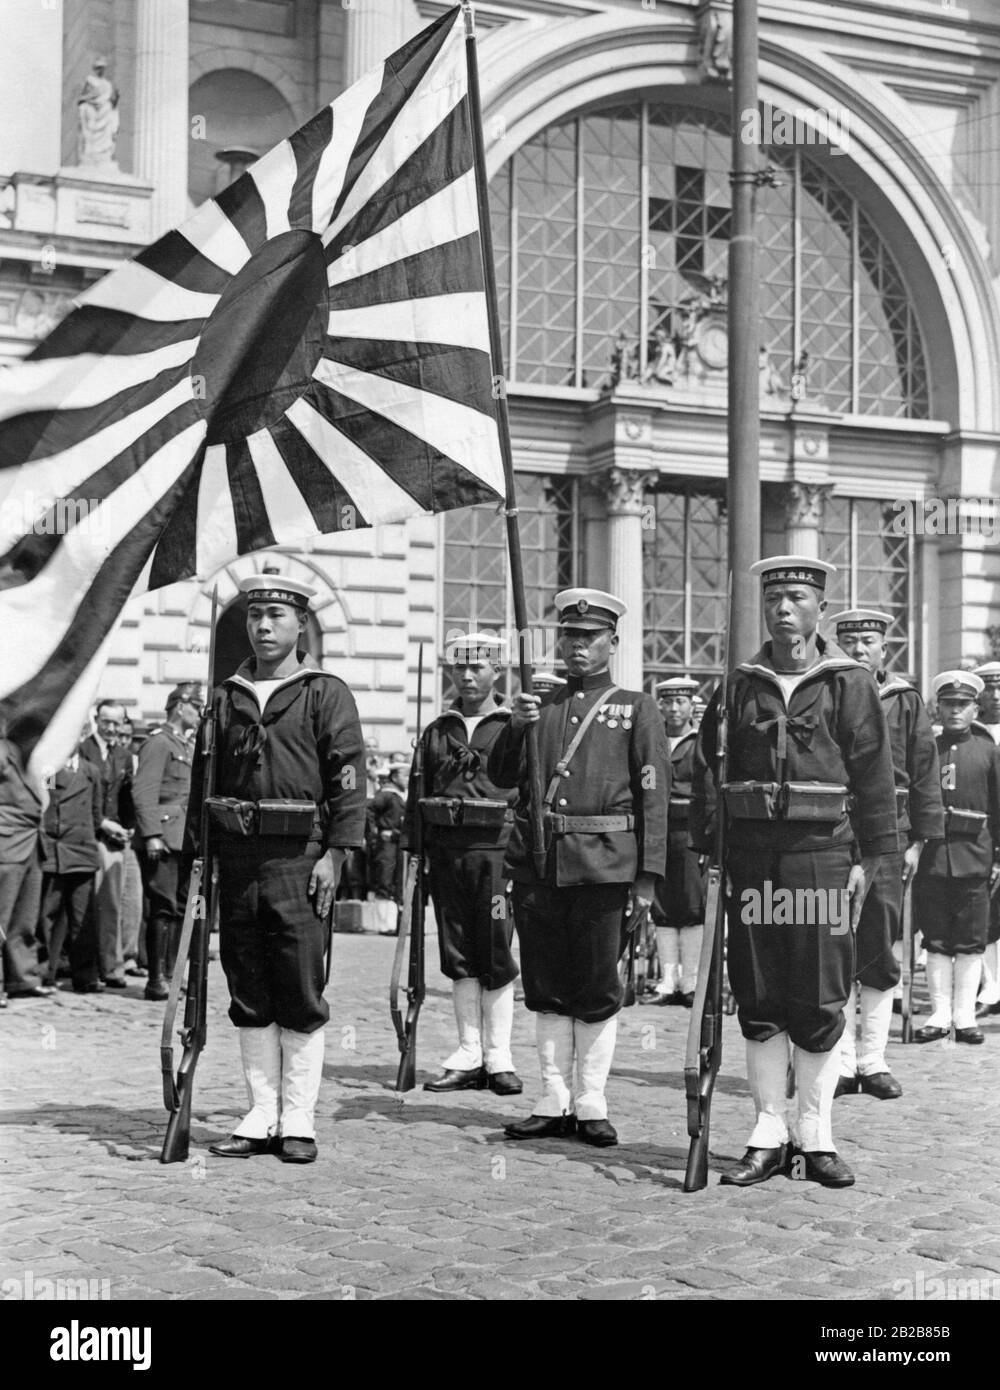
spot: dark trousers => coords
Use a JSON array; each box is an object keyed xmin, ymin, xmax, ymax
[
  {"xmin": 427, "ymin": 843, "xmax": 518, "ymax": 990},
  {"xmin": 511, "ymin": 881, "xmax": 629, "ymax": 1024},
  {"xmin": 855, "ymin": 849, "xmax": 902, "ymax": 991},
  {"xmin": 914, "ymin": 874, "xmax": 989, "ymax": 956},
  {"xmin": 727, "ymin": 845, "xmax": 855, "ymax": 1052},
  {"xmin": 0, "ymin": 856, "xmax": 44, "ymax": 993},
  {"xmin": 653, "ymin": 825, "xmax": 705, "ymax": 928},
  {"xmin": 218, "ymin": 841, "xmax": 329, "ymax": 1033},
  {"xmin": 39, "ymin": 871, "xmax": 99, "ymax": 988},
  {"xmin": 370, "ymin": 839, "xmax": 400, "ymax": 900}
]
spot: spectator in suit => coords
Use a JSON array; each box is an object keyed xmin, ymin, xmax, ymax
[
  {"xmin": 0, "ymin": 725, "xmax": 52, "ymax": 1004},
  {"xmin": 79, "ymin": 700, "xmax": 132, "ymax": 989},
  {"xmin": 39, "ymin": 727, "xmax": 103, "ymax": 993}
]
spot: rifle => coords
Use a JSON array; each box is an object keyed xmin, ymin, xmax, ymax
[
  {"xmin": 160, "ymin": 587, "xmax": 219, "ymax": 1164},
  {"xmin": 393, "ymin": 644, "xmax": 427, "ymax": 1092},
  {"xmin": 899, "ymin": 864, "xmax": 915, "ymax": 1044},
  {"xmin": 683, "ymin": 574, "xmax": 731, "ymax": 1193},
  {"xmin": 619, "ymin": 899, "xmax": 650, "ymax": 1007}
]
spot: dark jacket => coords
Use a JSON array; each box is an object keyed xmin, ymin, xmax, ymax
[
  {"xmin": 0, "ymin": 738, "xmax": 43, "ymax": 865},
  {"xmin": 40, "ymin": 761, "xmax": 102, "ymax": 875},
  {"xmin": 79, "ymin": 734, "xmax": 132, "ymax": 840},
  {"xmin": 917, "ymin": 727, "xmax": 1000, "ymax": 880},
  {"xmin": 405, "ymin": 697, "xmax": 517, "ymax": 852},
  {"xmin": 877, "ymin": 676, "xmax": 945, "ymax": 845},
  {"xmin": 488, "ymin": 672, "xmax": 670, "ymax": 887},
  {"xmin": 667, "ymin": 727, "xmax": 698, "ymax": 822},
  {"xmin": 186, "ymin": 656, "xmax": 366, "ymax": 853},
  {"xmin": 690, "ymin": 638, "xmax": 898, "ymax": 857},
  {"xmin": 133, "ymin": 726, "xmax": 193, "ymax": 852}
]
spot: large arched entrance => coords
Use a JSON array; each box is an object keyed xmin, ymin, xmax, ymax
[{"xmin": 212, "ymin": 597, "xmax": 323, "ymax": 687}]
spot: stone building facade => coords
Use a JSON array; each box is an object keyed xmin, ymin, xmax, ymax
[{"xmin": 3, "ymin": 0, "xmax": 1000, "ymax": 746}]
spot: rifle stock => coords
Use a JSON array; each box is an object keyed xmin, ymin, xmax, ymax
[
  {"xmin": 160, "ymin": 587, "xmax": 218, "ymax": 1165},
  {"xmin": 900, "ymin": 868, "xmax": 914, "ymax": 1044},
  {"xmin": 394, "ymin": 645, "xmax": 426, "ymax": 1092}
]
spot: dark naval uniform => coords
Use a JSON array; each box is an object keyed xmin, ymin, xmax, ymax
[
  {"xmin": 187, "ymin": 655, "xmax": 366, "ymax": 1035},
  {"xmin": 914, "ymin": 727, "xmax": 1000, "ymax": 959},
  {"xmin": 133, "ymin": 723, "xmax": 193, "ymax": 997},
  {"xmin": 656, "ymin": 728, "xmax": 704, "ymax": 930},
  {"xmin": 366, "ymin": 781, "xmax": 405, "ymax": 901},
  {"xmin": 409, "ymin": 691, "xmax": 520, "ymax": 1085},
  {"xmin": 692, "ymin": 638, "xmax": 898, "ymax": 1050},
  {"xmin": 490, "ymin": 586, "xmax": 669, "ymax": 1139}
]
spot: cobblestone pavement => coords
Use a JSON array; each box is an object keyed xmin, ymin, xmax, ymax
[{"xmin": 2, "ymin": 933, "xmax": 999, "ymax": 1305}]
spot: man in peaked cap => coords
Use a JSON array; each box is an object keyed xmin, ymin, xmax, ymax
[
  {"xmin": 489, "ymin": 590, "xmax": 669, "ymax": 1146},
  {"xmin": 131, "ymin": 685, "xmax": 203, "ymax": 1000},
  {"xmin": 973, "ymin": 663, "xmax": 1000, "ymax": 1016},
  {"xmin": 406, "ymin": 632, "xmax": 522, "ymax": 1094},
  {"xmin": 641, "ymin": 676, "xmax": 705, "ymax": 1006},
  {"xmin": 691, "ymin": 557, "xmax": 897, "ymax": 1188},
  {"xmin": 829, "ymin": 611, "xmax": 944, "ymax": 1099},
  {"xmin": 912, "ymin": 670, "xmax": 1000, "ymax": 1045},
  {"xmin": 186, "ymin": 573, "xmax": 366, "ymax": 1163},
  {"xmin": 366, "ymin": 757, "xmax": 408, "ymax": 935}
]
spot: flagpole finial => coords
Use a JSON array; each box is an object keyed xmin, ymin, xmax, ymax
[{"xmin": 462, "ymin": 2, "xmax": 476, "ymax": 38}]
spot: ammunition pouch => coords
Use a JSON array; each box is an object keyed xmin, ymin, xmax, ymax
[
  {"xmin": 419, "ymin": 797, "xmax": 509, "ymax": 830},
  {"xmin": 945, "ymin": 806, "xmax": 988, "ymax": 838},
  {"xmin": 668, "ymin": 797, "xmax": 691, "ymax": 824},
  {"xmin": 205, "ymin": 796, "xmax": 319, "ymax": 837},
  {"xmin": 722, "ymin": 781, "xmax": 850, "ymax": 823}
]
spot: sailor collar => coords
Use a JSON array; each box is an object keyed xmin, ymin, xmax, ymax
[
  {"xmin": 668, "ymin": 726, "xmax": 698, "ymax": 746},
  {"xmin": 227, "ymin": 653, "xmax": 325, "ymax": 707},
  {"xmin": 738, "ymin": 638, "xmax": 860, "ymax": 693},
  {"xmin": 878, "ymin": 675, "xmax": 914, "ymax": 699}
]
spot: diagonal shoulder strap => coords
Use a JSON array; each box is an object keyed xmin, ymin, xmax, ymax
[{"xmin": 543, "ymin": 687, "xmax": 621, "ymax": 808}]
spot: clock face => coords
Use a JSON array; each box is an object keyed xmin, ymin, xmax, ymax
[{"xmin": 697, "ymin": 321, "xmax": 729, "ymax": 370}]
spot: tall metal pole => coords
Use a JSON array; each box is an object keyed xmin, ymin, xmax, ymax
[{"xmin": 727, "ymin": 0, "xmax": 761, "ymax": 662}]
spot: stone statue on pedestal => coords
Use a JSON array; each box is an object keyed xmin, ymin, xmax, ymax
[{"xmin": 77, "ymin": 57, "xmax": 120, "ymax": 170}]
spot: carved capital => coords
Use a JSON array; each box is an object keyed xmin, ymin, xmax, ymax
[
  {"xmin": 784, "ymin": 482, "xmax": 832, "ymax": 531},
  {"xmin": 602, "ymin": 467, "xmax": 653, "ymax": 516}
]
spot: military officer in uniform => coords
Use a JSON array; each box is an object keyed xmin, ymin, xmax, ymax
[
  {"xmin": 829, "ymin": 610, "xmax": 943, "ymax": 1098},
  {"xmin": 973, "ymin": 662, "xmax": 1000, "ymax": 1017},
  {"xmin": 186, "ymin": 574, "xmax": 366, "ymax": 1163},
  {"xmin": 409, "ymin": 634, "xmax": 521, "ymax": 1095},
  {"xmin": 641, "ymin": 676, "xmax": 705, "ymax": 1007},
  {"xmin": 132, "ymin": 687, "xmax": 201, "ymax": 1000},
  {"xmin": 489, "ymin": 591, "xmax": 669, "ymax": 1146},
  {"xmin": 913, "ymin": 670, "xmax": 1000, "ymax": 1045},
  {"xmin": 691, "ymin": 558, "xmax": 897, "ymax": 1188}
]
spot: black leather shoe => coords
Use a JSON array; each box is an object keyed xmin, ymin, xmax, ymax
[
  {"xmin": 143, "ymin": 979, "xmax": 169, "ymax": 1001},
  {"xmin": 125, "ymin": 965, "xmax": 148, "ymax": 978},
  {"xmin": 915, "ymin": 1024, "xmax": 950, "ymax": 1043},
  {"xmin": 954, "ymin": 1027, "xmax": 985, "ymax": 1045},
  {"xmin": 279, "ymin": 1136, "xmax": 318, "ymax": 1163},
  {"xmin": 719, "ymin": 1145, "xmax": 789, "ymax": 1186},
  {"xmin": 102, "ymin": 977, "xmax": 128, "ymax": 990},
  {"xmin": 487, "ymin": 1071, "xmax": 523, "ymax": 1095},
  {"xmin": 504, "ymin": 1114, "xmax": 576, "ymax": 1140},
  {"xmin": 578, "ymin": 1118, "xmax": 618, "ymax": 1147},
  {"xmin": 859, "ymin": 1071, "xmax": 902, "ymax": 1099},
  {"xmin": 209, "ymin": 1135, "xmax": 274, "ymax": 1158},
  {"xmin": 789, "ymin": 1149, "xmax": 855, "ymax": 1187},
  {"xmin": 976, "ymin": 1001, "xmax": 1000, "ymax": 1018},
  {"xmin": 679, "ymin": 992, "xmax": 696, "ymax": 1009},
  {"xmin": 423, "ymin": 1067, "xmax": 488, "ymax": 1092},
  {"xmin": 834, "ymin": 1073, "xmax": 860, "ymax": 1098},
  {"xmin": 72, "ymin": 981, "xmax": 105, "ymax": 994},
  {"xmin": 7, "ymin": 984, "xmax": 56, "ymax": 998}
]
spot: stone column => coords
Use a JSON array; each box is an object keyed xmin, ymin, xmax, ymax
[
  {"xmin": 783, "ymin": 482, "xmax": 831, "ymax": 558},
  {"xmin": 345, "ymin": 0, "xmax": 419, "ymax": 84},
  {"xmin": 133, "ymin": 0, "xmax": 189, "ymax": 238},
  {"xmin": 602, "ymin": 468, "xmax": 651, "ymax": 690}
]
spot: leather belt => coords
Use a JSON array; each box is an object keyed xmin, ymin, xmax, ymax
[{"xmin": 544, "ymin": 812, "xmax": 635, "ymax": 834}]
